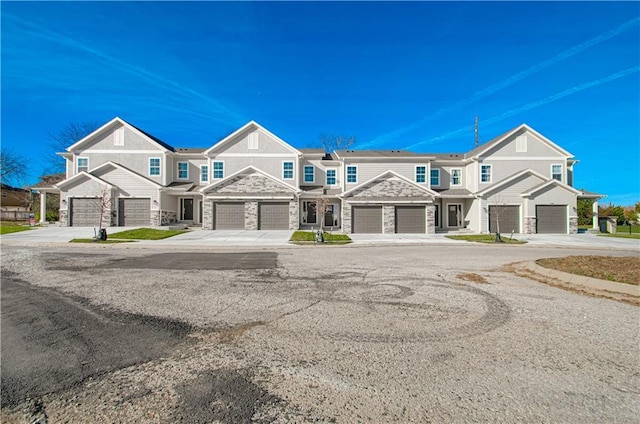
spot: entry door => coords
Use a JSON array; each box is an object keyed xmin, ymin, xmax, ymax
[
  {"xmin": 303, "ymin": 201, "xmax": 317, "ymax": 225},
  {"xmin": 198, "ymin": 200, "xmax": 203, "ymax": 224},
  {"xmin": 181, "ymin": 198, "xmax": 194, "ymax": 220},
  {"xmin": 324, "ymin": 204, "xmax": 339, "ymax": 227},
  {"xmin": 447, "ymin": 204, "xmax": 462, "ymax": 227}
]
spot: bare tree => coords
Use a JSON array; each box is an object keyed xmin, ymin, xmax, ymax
[
  {"xmin": 489, "ymin": 196, "xmax": 504, "ymax": 242},
  {"xmin": 0, "ymin": 148, "xmax": 30, "ymax": 187},
  {"xmin": 47, "ymin": 122, "xmax": 100, "ymax": 173},
  {"xmin": 315, "ymin": 195, "xmax": 330, "ymax": 229},
  {"xmin": 318, "ymin": 134, "xmax": 356, "ymax": 153}
]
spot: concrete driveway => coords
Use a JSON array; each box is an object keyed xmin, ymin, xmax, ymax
[
  {"xmin": 0, "ymin": 225, "xmax": 139, "ymax": 244},
  {"xmin": 139, "ymin": 229, "xmax": 294, "ymax": 247}
]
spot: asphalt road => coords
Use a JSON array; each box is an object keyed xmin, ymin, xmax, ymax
[{"xmin": 1, "ymin": 243, "xmax": 638, "ymax": 423}]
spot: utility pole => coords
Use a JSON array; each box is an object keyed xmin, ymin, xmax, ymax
[{"xmin": 474, "ymin": 115, "xmax": 479, "ymax": 148}]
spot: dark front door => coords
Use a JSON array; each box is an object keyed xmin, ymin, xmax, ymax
[{"xmin": 181, "ymin": 198, "xmax": 194, "ymax": 221}]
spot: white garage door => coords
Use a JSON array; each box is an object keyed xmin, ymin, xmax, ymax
[
  {"xmin": 258, "ymin": 202, "xmax": 290, "ymax": 230},
  {"xmin": 352, "ymin": 206, "xmax": 383, "ymax": 234},
  {"xmin": 214, "ymin": 202, "xmax": 245, "ymax": 230},
  {"xmin": 395, "ymin": 206, "xmax": 426, "ymax": 233},
  {"xmin": 118, "ymin": 199, "xmax": 150, "ymax": 226},
  {"xmin": 70, "ymin": 198, "xmax": 102, "ymax": 227}
]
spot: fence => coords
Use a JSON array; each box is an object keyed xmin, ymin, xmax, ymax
[{"xmin": 1, "ymin": 210, "xmax": 32, "ymax": 221}]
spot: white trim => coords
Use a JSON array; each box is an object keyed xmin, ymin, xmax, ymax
[
  {"xmin": 179, "ymin": 197, "xmax": 195, "ymax": 221},
  {"xmin": 204, "ymin": 195, "xmax": 295, "ymax": 200},
  {"xmin": 301, "ymin": 200, "xmax": 318, "ymax": 225},
  {"xmin": 346, "ymin": 165, "xmax": 358, "ymax": 184},
  {"xmin": 215, "ymin": 153, "xmax": 299, "ymax": 158},
  {"xmin": 446, "ymin": 203, "xmax": 464, "ymax": 228},
  {"xmin": 430, "ymin": 168, "xmax": 440, "ymax": 187},
  {"xmin": 54, "ymin": 171, "xmax": 113, "ymax": 190},
  {"xmin": 415, "ymin": 164, "xmax": 427, "ymax": 184},
  {"xmin": 200, "ymin": 165, "xmax": 301, "ymax": 194},
  {"xmin": 91, "ymin": 161, "xmax": 163, "ymax": 188},
  {"xmin": 303, "ymin": 165, "xmax": 315, "ymax": 184},
  {"xmin": 520, "ymin": 179, "xmax": 582, "ymax": 197},
  {"xmin": 551, "ymin": 163, "xmax": 563, "ymax": 182},
  {"xmin": 80, "ymin": 149, "xmax": 163, "ymax": 154},
  {"xmin": 212, "ymin": 160, "xmax": 225, "ymax": 179},
  {"xmin": 76, "ymin": 156, "xmax": 89, "ymax": 173},
  {"xmin": 204, "ymin": 121, "xmax": 302, "ymax": 156},
  {"xmin": 149, "ymin": 157, "xmax": 161, "ymax": 177},
  {"xmin": 476, "ymin": 168, "xmax": 548, "ymax": 197},
  {"xmin": 282, "ymin": 160, "xmax": 295, "ymax": 180},
  {"xmin": 470, "ymin": 124, "xmax": 573, "ymax": 159},
  {"xmin": 177, "ymin": 161, "xmax": 189, "ymax": 180},
  {"xmin": 341, "ymin": 170, "xmax": 439, "ymax": 198},
  {"xmin": 113, "ymin": 127, "xmax": 125, "ymax": 146},
  {"xmin": 326, "ymin": 169, "xmax": 337, "ymax": 186},
  {"xmin": 248, "ymin": 131, "xmax": 259, "ymax": 150},
  {"xmin": 478, "ymin": 156, "xmax": 572, "ymax": 161},
  {"xmin": 450, "ymin": 168, "xmax": 462, "ymax": 186},
  {"xmin": 200, "ymin": 164, "xmax": 209, "ymax": 184},
  {"xmin": 480, "ymin": 164, "xmax": 492, "ymax": 184}
]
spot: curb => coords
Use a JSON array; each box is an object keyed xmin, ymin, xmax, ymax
[{"xmin": 517, "ymin": 261, "xmax": 639, "ymax": 297}]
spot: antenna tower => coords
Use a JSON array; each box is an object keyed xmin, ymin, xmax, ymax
[{"xmin": 474, "ymin": 115, "xmax": 479, "ymax": 148}]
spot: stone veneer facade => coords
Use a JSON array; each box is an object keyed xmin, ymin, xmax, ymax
[
  {"xmin": 152, "ymin": 210, "xmax": 177, "ymax": 226},
  {"xmin": 523, "ymin": 217, "xmax": 536, "ymax": 234},
  {"xmin": 569, "ymin": 217, "xmax": 578, "ymax": 234}
]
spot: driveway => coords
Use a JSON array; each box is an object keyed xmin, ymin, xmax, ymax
[
  {"xmin": 139, "ymin": 229, "xmax": 294, "ymax": 247},
  {"xmin": 0, "ymin": 225, "xmax": 139, "ymax": 244}
]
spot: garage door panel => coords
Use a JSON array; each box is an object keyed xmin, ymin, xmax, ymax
[
  {"xmin": 395, "ymin": 206, "xmax": 426, "ymax": 233},
  {"xmin": 214, "ymin": 202, "xmax": 245, "ymax": 230},
  {"xmin": 536, "ymin": 205, "xmax": 567, "ymax": 233},
  {"xmin": 259, "ymin": 202, "xmax": 289, "ymax": 230},
  {"xmin": 489, "ymin": 205, "xmax": 520, "ymax": 233},
  {"xmin": 70, "ymin": 198, "xmax": 102, "ymax": 227},
  {"xmin": 352, "ymin": 206, "xmax": 382, "ymax": 234},
  {"xmin": 119, "ymin": 199, "xmax": 150, "ymax": 226}
]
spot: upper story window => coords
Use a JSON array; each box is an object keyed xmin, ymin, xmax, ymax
[
  {"xmin": 326, "ymin": 169, "xmax": 336, "ymax": 185},
  {"xmin": 200, "ymin": 165, "xmax": 209, "ymax": 183},
  {"xmin": 481, "ymin": 164, "xmax": 492, "ymax": 183},
  {"xmin": 77, "ymin": 157, "xmax": 89, "ymax": 173},
  {"xmin": 213, "ymin": 161, "xmax": 224, "ymax": 179},
  {"xmin": 304, "ymin": 165, "xmax": 314, "ymax": 183},
  {"xmin": 416, "ymin": 166, "xmax": 426, "ymax": 183},
  {"xmin": 283, "ymin": 161, "xmax": 294, "ymax": 179},
  {"xmin": 451, "ymin": 168, "xmax": 461, "ymax": 186},
  {"xmin": 430, "ymin": 169, "xmax": 440, "ymax": 186},
  {"xmin": 346, "ymin": 166, "xmax": 357, "ymax": 183},
  {"xmin": 149, "ymin": 158, "xmax": 161, "ymax": 176},
  {"xmin": 114, "ymin": 127, "xmax": 125, "ymax": 146},
  {"xmin": 177, "ymin": 162, "xmax": 188, "ymax": 179},
  {"xmin": 551, "ymin": 164, "xmax": 563, "ymax": 181},
  {"xmin": 515, "ymin": 135, "xmax": 527, "ymax": 152},
  {"xmin": 248, "ymin": 132, "xmax": 259, "ymax": 150}
]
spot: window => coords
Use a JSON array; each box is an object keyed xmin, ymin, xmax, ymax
[
  {"xmin": 451, "ymin": 168, "xmax": 461, "ymax": 186},
  {"xmin": 283, "ymin": 161, "xmax": 294, "ymax": 179},
  {"xmin": 481, "ymin": 164, "xmax": 492, "ymax": 183},
  {"xmin": 416, "ymin": 166, "xmax": 426, "ymax": 183},
  {"xmin": 326, "ymin": 169, "xmax": 336, "ymax": 185},
  {"xmin": 77, "ymin": 157, "xmax": 89, "ymax": 173},
  {"xmin": 177, "ymin": 162, "xmax": 188, "ymax": 179},
  {"xmin": 346, "ymin": 166, "xmax": 357, "ymax": 183},
  {"xmin": 200, "ymin": 165, "xmax": 209, "ymax": 183},
  {"xmin": 552, "ymin": 164, "xmax": 562, "ymax": 181},
  {"xmin": 248, "ymin": 132, "xmax": 258, "ymax": 150},
  {"xmin": 430, "ymin": 169, "xmax": 440, "ymax": 186},
  {"xmin": 114, "ymin": 127, "xmax": 124, "ymax": 146},
  {"xmin": 515, "ymin": 135, "xmax": 527, "ymax": 152},
  {"xmin": 213, "ymin": 161, "xmax": 224, "ymax": 179},
  {"xmin": 304, "ymin": 165, "xmax": 314, "ymax": 183},
  {"xmin": 149, "ymin": 158, "xmax": 161, "ymax": 176}
]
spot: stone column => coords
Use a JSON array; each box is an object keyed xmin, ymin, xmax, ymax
[
  {"xmin": 592, "ymin": 200, "xmax": 599, "ymax": 230},
  {"xmin": 39, "ymin": 192, "xmax": 47, "ymax": 223},
  {"xmin": 383, "ymin": 205, "xmax": 395, "ymax": 234},
  {"xmin": 245, "ymin": 201, "xmax": 258, "ymax": 230},
  {"xmin": 426, "ymin": 204, "xmax": 435, "ymax": 234}
]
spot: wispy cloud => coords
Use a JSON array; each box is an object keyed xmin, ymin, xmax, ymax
[
  {"xmin": 405, "ymin": 66, "xmax": 640, "ymax": 150},
  {"xmin": 359, "ymin": 17, "xmax": 640, "ymax": 149},
  {"xmin": 3, "ymin": 13, "xmax": 244, "ymax": 124}
]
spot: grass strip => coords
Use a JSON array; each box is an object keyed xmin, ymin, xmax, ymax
[
  {"xmin": 445, "ymin": 234, "xmax": 526, "ymax": 244},
  {"xmin": 108, "ymin": 228, "xmax": 189, "ymax": 240}
]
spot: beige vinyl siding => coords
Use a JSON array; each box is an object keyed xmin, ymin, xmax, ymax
[
  {"xmin": 343, "ymin": 162, "xmax": 422, "ymax": 188},
  {"xmin": 433, "ymin": 165, "xmax": 467, "ymax": 190},
  {"xmin": 481, "ymin": 159, "xmax": 567, "ymax": 184},
  {"xmin": 70, "ymin": 152, "xmax": 164, "ymax": 185},
  {"xmin": 209, "ymin": 155, "xmax": 298, "ymax": 185},
  {"xmin": 485, "ymin": 174, "xmax": 545, "ymax": 203},
  {"xmin": 92, "ymin": 166, "xmax": 157, "ymax": 199},
  {"xmin": 480, "ymin": 130, "xmax": 565, "ymax": 158},
  {"xmin": 524, "ymin": 185, "xmax": 577, "ymax": 217},
  {"xmin": 160, "ymin": 191, "xmax": 178, "ymax": 215},
  {"xmin": 78, "ymin": 125, "xmax": 164, "ymax": 151},
  {"xmin": 214, "ymin": 128, "xmax": 296, "ymax": 155}
]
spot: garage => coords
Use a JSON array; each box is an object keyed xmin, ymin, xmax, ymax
[
  {"xmin": 214, "ymin": 202, "xmax": 245, "ymax": 230},
  {"xmin": 395, "ymin": 206, "xmax": 426, "ymax": 233},
  {"xmin": 536, "ymin": 205, "xmax": 567, "ymax": 233},
  {"xmin": 489, "ymin": 205, "xmax": 520, "ymax": 233},
  {"xmin": 352, "ymin": 206, "xmax": 382, "ymax": 233},
  {"xmin": 69, "ymin": 198, "xmax": 102, "ymax": 227},
  {"xmin": 258, "ymin": 202, "xmax": 290, "ymax": 230},
  {"xmin": 118, "ymin": 198, "xmax": 150, "ymax": 226}
]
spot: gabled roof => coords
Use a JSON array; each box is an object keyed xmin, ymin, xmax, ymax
[
  {"xmin": 54, "ymin": 171, "xmax": 113, "ymax": 190},
  {"xmin": 521, "ymin": 179, "xmax": 582, "ymax": 197},
  {"xmin": 67, "ymin": 117, "xmax": 175, "ymax": 152},
  {"xmin": 578, "ymin": 190, "xmax": 606, "ymax": 199},
  {"xmin": 466, "ymin": 124, "xmax": 573, "ymax": 159},
  {"xmin": 204, "ymin": 121, "xmax": 302, "ymax": 156},
  {"xmin": 341, "ymin": 170, "xmax": 438, "ymax": 198},
  {"xmin": 476, "ymin": 168, "xmax": 547, "ymax": 197},
  {"xmin": 200, "ymin": 165, "xmax": 301, "ymax": 194},
  {"xmin": 335, "ymin": 150, "xmax": 435, "ymax": 159},
  {"xmin": 91, "ymin": 161, "xmax": 162, "ymax": 188}
]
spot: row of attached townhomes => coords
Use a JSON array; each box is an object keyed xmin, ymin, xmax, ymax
[{"xmin": 34, "ymin": 117, "xmax": 603, "ymax": 234}]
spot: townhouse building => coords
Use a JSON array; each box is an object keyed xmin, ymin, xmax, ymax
[{"xmin": 35, "ymin": 117, "xmax": 602, "ymax": 234}]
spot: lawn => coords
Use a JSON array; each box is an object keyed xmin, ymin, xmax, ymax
[
  {"xmin": 107, "ymin": 228, "xmax": 189, "ymax": 240},
  {"xmin": 445, "ymin": 234, "xmax": 526, "ymax": 244},
  {"xmin": 536, "ymin": 256, "xmax": 640, "ymax": 285},
  {"xmin": 598, "ymin": 233, "xmax": 640, "ymax": 240},
  {"xmin": 290, "ymin": 231, "xmax": 352, "ymax": 244},
  {"xmin": 69, "ymin": 238, "xmax": 136, "ymax": 244},
  {"xmin": 616, "ymin": 225, "xmax": 640, "ymax": 233},
  {"xmin": 0, "ymin": 222, "xmax": 33, "ymax": 235}
]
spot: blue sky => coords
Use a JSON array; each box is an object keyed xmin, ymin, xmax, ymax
[{"xmin": 2, "ymin": 1, "xmax": 638, "ymax": 205}]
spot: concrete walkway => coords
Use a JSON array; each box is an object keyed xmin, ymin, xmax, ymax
[{"xmin": 139, "ymin": 229, "xmax": 294, "ymax": 247}]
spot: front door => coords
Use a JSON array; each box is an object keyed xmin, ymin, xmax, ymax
[
  {"xmin": 447, "ymin": 204, "xmax": 463, "ymax": 228},
  {"xmin": 324, "ymin": 203, "xmax": 339, "ymax": 227},
  {"xmin": 303, "ymin": 201, "xmax": 317, "ymax": 225},
  {"xmin": 181, "ymin": 198, "xmax": 194, "ymax": 221},
  {"xmin": 198, "ymin": 200, "xmax": 203, "ymax": 224}
]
